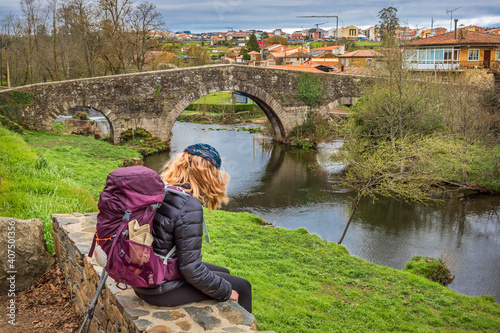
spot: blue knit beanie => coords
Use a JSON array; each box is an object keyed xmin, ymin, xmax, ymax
[{"xmin": 184, "ymin": 143, "xmax": 222, "ymax": 169}]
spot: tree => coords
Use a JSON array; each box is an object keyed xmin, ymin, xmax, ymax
[
  {"xmin": 335, "ymin": 135, "xmax": 446, "ymax": 244},
  {"xmin": 240, "ymin": 45, "xmax": 249, "ymax": 61},
  {"xmin": 334, "ymin": 7, "xmax": 444, "ymax": 243},
  {"xmin": 97, "ymin": 0, "xmax": 134, "ymax": 75},
  {"xmin": 264, "ymin": 36, "xmax": 288, "ymax": 45},
  {"xmin": 246, "ymin": 33, "xmax": 260, "ymax": 52},
  {"xmin": 127, "ymin": 1, "xmax": 164, "ymax": 72},
  {"xmin": 297, "ymin": 72, "xmax": 323, "ymax": 110},
  {"xmin": 376, "ymin": 6, "xmax": 399, "ymax": 46},
  {"xmin": 187, "ymin": 46, "xmax": 208, "ymax": 66}
]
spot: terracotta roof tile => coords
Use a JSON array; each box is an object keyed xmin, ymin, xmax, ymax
[
  {"xmin": 265, "ymin": 65, "xmax": 324, "ymax": 72},
  {"xmin": 338, "ymin": 49, "xmax": 383, "ymax": 58},
  {"xmin": 311, "ymin": 45, "xmax": 343, "ymax": 51},
  {"xmin": 409, "ymin": 30, "xmax": 500, "ymax": 46}
]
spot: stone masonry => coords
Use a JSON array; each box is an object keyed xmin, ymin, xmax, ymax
[
  {"xmin": 52, "ymin": 212, "xmax": 273, "ymax": 333},
  {"xmin": 0, "ymin": 65, "xmax": 368, "ymax": 144}
]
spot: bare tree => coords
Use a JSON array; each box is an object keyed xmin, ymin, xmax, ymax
[
  {"xmin": 127, "ymin": 1, "xmax": 164, "ymax": 72},
  {"xmin": 97, "ymin": 0, "xmax": 133, "ymax": 74}
]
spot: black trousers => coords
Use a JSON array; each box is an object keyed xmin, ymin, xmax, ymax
[{"xmin": 135, "ymin": 262, "xmax": 252, "ymax": 313}]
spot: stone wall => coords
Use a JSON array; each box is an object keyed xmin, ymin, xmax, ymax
[
  {"xmin": 52, "ymin": 212, "xmax": 271, "ymax": 333},
  {"xmin": 0, "ymin": 65, "xmax": 367, "ymax": 144}
]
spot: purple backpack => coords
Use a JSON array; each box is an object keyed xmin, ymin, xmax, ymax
[{"xmin": 89, "ymin": 166, "xmax": 182, "ymax": 289}]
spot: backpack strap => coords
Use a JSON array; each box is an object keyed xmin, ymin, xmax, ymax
[
  {"xmin": 155, "ymin": 245, "xmax": 177, "ymax": 265},
  {"xmin": 89, "ymin": 234, "xmax": 97, "ymax": 258}
]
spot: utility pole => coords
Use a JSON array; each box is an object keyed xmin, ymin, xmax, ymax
[{"xmin": 446, "ymin": 7, "xmax": 461, "ymax": 32}]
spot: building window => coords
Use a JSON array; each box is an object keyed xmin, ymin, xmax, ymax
[
  {"xmin": 349, "ymin": 29, "xmax": 356, "ymax": 36},
  {"xmin": 366, "ymin": 59, "xmax": 372, "ymax": 66},
  {"xmin": 468, "ymin": 49, "xmax": 479, "ymax": 61},
  {"xmin": 496, "ymin": 49, "xmax": 500, "ymax": 61}
]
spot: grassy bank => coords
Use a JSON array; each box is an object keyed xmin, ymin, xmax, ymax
[
  {"xmin": 0, "ymin": 128, "xmax": 140, "ymax": 251},
  {"xmin": 1, "ymin": 126, "xmax": 499, "ymax": 331},
  {"xmin": 180, "ymin": 91, "xmax": 265, "ymax": 124},
  {"xmin": 204, "ymin": 210, "xmax": 500, "ymax": 332}
]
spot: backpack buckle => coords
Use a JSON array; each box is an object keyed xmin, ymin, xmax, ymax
[{"xmin": 122, "ymin": 211, "xmax": 131, "ymax": 222}]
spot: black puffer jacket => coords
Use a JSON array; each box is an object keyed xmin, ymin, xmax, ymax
[{"xmin": 133, "ymin": 188, "xmax": 232, "ymax": 301}]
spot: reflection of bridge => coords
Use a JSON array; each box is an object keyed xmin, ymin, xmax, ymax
[{"xmin": 0, "ymin": 65, "xmax": 367, "ymax": 144}]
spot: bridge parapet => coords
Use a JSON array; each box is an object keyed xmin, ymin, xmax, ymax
[{"xmin": 0, "ymin": 65, "xmax": 368, "ymax": 144}]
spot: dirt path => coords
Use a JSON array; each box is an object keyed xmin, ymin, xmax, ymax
[{"xmin": 0, "ymin": 264, "xmax": 82, "ymax": 332}]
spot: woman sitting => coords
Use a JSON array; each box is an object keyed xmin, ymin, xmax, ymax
[{"xmin": 133, "ymin": 143, "xmax": 252, "ymax": 313}]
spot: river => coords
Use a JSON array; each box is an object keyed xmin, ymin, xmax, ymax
[{"xmin": 145, "ymin": 122, "xmax": 500, "ymax": 302}]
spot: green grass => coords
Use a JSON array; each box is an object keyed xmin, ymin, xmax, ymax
[
  {"xmin": 192, "ymin": 91, "xmax": 234, "ymax": 104},
  {"xmin": 416, "ymin": 136, "xmax": 500, "ymax": 191},
  {"xmin": 1, "ymin": 126, "xmax": 499, "ymax": 331},
  {"xmin": 354, "ymin": 41, "xmax": 382, "ymax": 47},
  {"xmin": 0, "ymin": 128, "xmax": 140, "ymax": 251},
  {"xmin": 203, "ymin": 210, "xmax": 500, "ymax": 332},
  {"xmin": 22, "ymin": 131, "xmax": 142, "ymax": 198}
]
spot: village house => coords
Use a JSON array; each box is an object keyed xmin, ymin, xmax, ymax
[
  {"xmin": 486, "ymin": 28, "xmax": 500, "ymax": 36},
  {"xmin": 307, "ymin": 56, "xmax": 340, "ymax": 69},
  {"xmin": 306, "ymin": 28, "xmax": 327, "ymax": 41},
  {"xmin": 210, "ymin": 36, "xmax": 224, "ymax": 46},
  {"xmin": 337, "ymin": 49, "xmax": 383, "ymax": 70},
  {"xmin": 396, "ymin": 28, "xmax": 418, "ymax": 40},
  {"xmin": 308, "ymin": 45, "xmax": 345, "ymax": 57},
  {"xmin": 406, "ymin": 30, "xmax": 500, "ymax": 70},
  {"xmin": 419, "ymin": 27, "xmax": 447, "ymax": 38},
  {"xmin": 247, "ymin": 51, "xmax": 262, "ymax": 62},
  {"xmin": 290, "ymin": 31, "xmax": 304, "ymax": 42},
  {"xmin": 464, "ymin": 25, "xmax": 486, "ymax": 33},
  {"xmin": 365, "ymin": 26, "xmax": 379, "ymax": 41}
]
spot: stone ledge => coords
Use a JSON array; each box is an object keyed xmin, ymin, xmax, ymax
[{"xmin": 52, "ymin": 213, "xmax": 267, "ymax": 333}]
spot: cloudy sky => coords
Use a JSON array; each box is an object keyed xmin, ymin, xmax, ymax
[{"xmin": 1, "ymin": 0, "xmax": 499, "ymax": 33}]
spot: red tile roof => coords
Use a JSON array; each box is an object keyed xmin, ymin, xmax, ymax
[
  {"xmin": 248, "ymin": 51, "xmax": 260, "ymax": 55},
  {"xmin": 409, "ymin": 30, "xmax": 500, "ymax": 46},
  {"xmin": 338, "ymin": 49, "xmax": 383, "ymax": 58},
  {"xmin": 311, "ymin": 45, "xmax": 343, "ymax": 51},
  {"xmin": 265, "ymin": 65, "xmax": 324, "ymax": 72}
]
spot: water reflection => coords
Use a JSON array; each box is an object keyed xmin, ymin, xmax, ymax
[{"xmin": 145, "ymin": 122, "xmax": 500, "ymax": 302}]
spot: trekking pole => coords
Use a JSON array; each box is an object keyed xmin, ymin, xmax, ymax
[{"xmin": 78, "ymin": 269, "xmax": 109, "ymax": 333}]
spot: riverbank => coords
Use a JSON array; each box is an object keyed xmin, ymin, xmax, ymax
[{"xmin": 1, "ymin": 126, "xmax": 500, "ymax": 331}]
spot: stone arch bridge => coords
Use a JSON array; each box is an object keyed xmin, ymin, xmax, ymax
[{"xmin": 0, "ymin": 65, "xmax": 369, "ymax": 144}]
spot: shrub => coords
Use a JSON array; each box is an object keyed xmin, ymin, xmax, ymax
[
  {"xmin": 51, "ymin": 122, "xmax": 70, "ymax": 133},
  {"xmin": 121, "ymin": 127, "xmax": 152, "ymax": 142},
  {"xmin": 0, "ymin": 115, "xmax": 24, "ymax": 133},
  {"xmin": 404, "ymin": 255, "xmax": 455, "ymax": 286},
  {"xmin": 74, "ymin": 111, "xmax": 89, "ymax": 120}
]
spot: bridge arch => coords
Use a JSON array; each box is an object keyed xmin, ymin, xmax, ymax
[
  {"xmin": 317, "ymin": 97, "xmax": 359, "ymax": 117},
  {"xmin": 165, "ymin": 83, "xmax": 293, "ymax": 141},
  {"xmin": 44, "ymin": 100, "xmax": 116, "ymax": 141}
]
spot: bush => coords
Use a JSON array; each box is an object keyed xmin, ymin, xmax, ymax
[
  {"xmin": 120, "ymin": 127, "xmax": 152, "ymax": 142},
  {"xmin": 0, "ymin": 115, "xmax": 24, "ymax": 133},
  {"xmin": 404, "ymin": 255, "xmax": 455, "ymax": 286},
  {"xmin": 74, "ymin": 111, "xmax": 89, "ymax": 120},
  {"xmin": 51, "ymin": 122, "xmax": 70, "ymax": 133}
]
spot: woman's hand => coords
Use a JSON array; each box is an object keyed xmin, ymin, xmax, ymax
[{"xmin": 229, "ymin": 290, "xmax": 239, "ymax": 302}]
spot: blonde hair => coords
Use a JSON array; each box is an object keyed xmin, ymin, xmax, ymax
[{"xmin": 161, "ymin": 152, "xmax": 229, "ymax": 210}]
